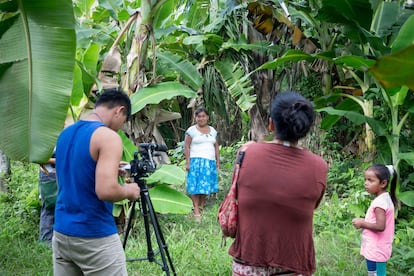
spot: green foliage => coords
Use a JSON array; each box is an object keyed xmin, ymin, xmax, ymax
[
  {"xmin": 0, "ymin": 161, "xmax": 52, "ymax": 275},
  {"xmin": 147, "ymin": 184, "xmax": 192, "ymax": 214},
  {"xmin": 130, "ymin": 82, "xmax": 197, "ymax": 115},
  {"xmin": 314, "ymin": 220, "xmax": 366, "ymax": 275},
  {"xmin": 0, "ymin": 162, "xmax": 40, "ymax": 241},
  {"xmin": 201, "ymin": 64, "xmax": 230, "ymax": 124},
  {"xmin": 297, "ymin": 73, "xmax": 324, "ymax": 100},
  {"xmin": 1, "ymin": 157, "xmax": 414, "ymax": 275},
  {"xmin": 145, "ymin": 165, "xmax": 193, "ymax": 214},
  {"xmin": 72, "ymin": 41, "xmax": 102, "ymax": 106},
  {"xmin": 167, "ymin": 141, "xmax": 186, "ymax": 166},
  {"xmin": 327, "ymin": 163, "xmax": 365, "ymax": 198},
  {"xmin": 391, "ymin": 219, "xmax": 414, "ymax": 273},
  {"xmin": 156, "ymin": 51, "xmax": 203, "ymax": 90},
  {"xmin": 146, "ymin": 164, "xmax": 186, "ymax": 186},
  {"xmin": 0, "ymin": 0, "xmax": 76, "ymax": 163},
  {"xmin": 214, "ymin": 59, "xmax": 256, "ymax": 112}
]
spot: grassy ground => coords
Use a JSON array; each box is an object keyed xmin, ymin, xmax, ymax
[
  {"xmin": 0, "ymin": 162, "xmax": 411, "ymax": 275},
  {"xmin": 0, "ymin": 196, "xmax": 368, "ymax": 276}
]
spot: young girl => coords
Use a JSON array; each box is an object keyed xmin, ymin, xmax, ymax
[{"xmin": 352, "ymin": 164, "xmax": 398, "ymax": 276}]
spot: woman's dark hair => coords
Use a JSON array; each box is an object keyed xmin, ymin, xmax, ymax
[
  {"xmin": 95, "ymin": 88, "xmax": 131, "ymax": 119},
  {"xmin": 195, "ymin": 107, "xmax": 209, "ymax": 116},
  {"xmin": 270, "ymin": 92, "xmax": 314, "ymax": 142},
  {"xmin": 368, "ymin": 164, "xmax": 399, "ymax": 207}
]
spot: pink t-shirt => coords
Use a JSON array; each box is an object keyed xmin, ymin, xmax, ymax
[{"xmin": 360, "ymin": 192, "xmax": 395, "ymax": 262}]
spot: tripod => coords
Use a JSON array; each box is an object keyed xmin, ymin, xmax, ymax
[{"xmin": 122, "ymin": 171, "xmax": 176, "ymax": 276}]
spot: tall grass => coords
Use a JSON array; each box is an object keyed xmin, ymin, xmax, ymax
[{"xmin": 0, "ymin": 161, "xmax": 412, "ymax": 275}]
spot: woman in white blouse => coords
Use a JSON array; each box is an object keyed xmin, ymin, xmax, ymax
[{"xmin": 184, "ymin": 108, "xmax": 220, "ymax": 222}]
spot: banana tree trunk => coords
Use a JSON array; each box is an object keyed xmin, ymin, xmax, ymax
[
  {"xmin": 0, "ymin": 150, "xmax": 10, "ymax": 192},
  {"xmin": 122, "ymin": 1, "xmax": 159, "ymax": 146},
  {"xmin": 363, "ymin": 98, "xmax": 378, "ymax": 163}
]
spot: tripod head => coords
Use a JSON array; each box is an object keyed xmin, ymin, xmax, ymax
[{"xmin": 129, "ymin": 143, "xmax": 168, "ymax": 188}]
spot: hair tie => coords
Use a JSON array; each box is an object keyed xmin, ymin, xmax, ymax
[{"xmin": 385, "ymin": 165, "xmax": 394, "ymax": 175}]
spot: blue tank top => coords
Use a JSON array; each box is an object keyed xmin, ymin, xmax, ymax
[{"xmin": 54, "ymin": 120, "xmax": 117, "ymax": 237}]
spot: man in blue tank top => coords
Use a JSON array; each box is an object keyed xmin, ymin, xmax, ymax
[{"xmin": 53, "ymin": 88, "xmax": 140, "ymax": 275}]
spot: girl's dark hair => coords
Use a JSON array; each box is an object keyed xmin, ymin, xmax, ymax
[
  {"xmin": 195, "ymin": 107, "xmax": 209, "ymax": 116},
  {"xmin": 270, "ymin": 92, "xmax": 314, "ymax": 142},
  {"xmin": 96, "ymin": 88, "xmax": 131, "ymax": 119},
  {"xmin": 368, "ymin": 164, "xmax": 399, "ymax": 207}
]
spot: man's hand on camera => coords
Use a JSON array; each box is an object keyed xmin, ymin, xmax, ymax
[
  {"xmin": 124, "ymin": 183, "xmax": 140, "ymax": 201},
  {"xmin": 119, "ymin": 161, "xmax": 130, "ymax": 176}
]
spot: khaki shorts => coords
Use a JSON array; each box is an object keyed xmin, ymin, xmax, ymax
[{"xmin": 52, "ymin": 231, "xmax": 128, "ymax": 276}]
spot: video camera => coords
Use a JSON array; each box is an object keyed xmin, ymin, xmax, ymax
[
  {"xmin": 129, "ymin": 143, "xmax": 168, "ymax": 178},
  {"xmin": 123, "ymin": 142, "xmax": 176, "ymax": 275}
]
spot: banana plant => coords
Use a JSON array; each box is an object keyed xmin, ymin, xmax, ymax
[{"xmin": 0, "ymin": 0, "xmax": 76, "ymax": 163}]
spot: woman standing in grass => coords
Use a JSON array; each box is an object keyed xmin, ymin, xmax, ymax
[
  {"xmin": 185, "ymin": 107, "xmax": 220, "ymax": 222},
  {"xmin": 352, "ymin": 164, "xmax": 398, "ymax": 276},
  {"xmin": 227, "ymin": 92, "xmax": 328, "ymax": 275}
]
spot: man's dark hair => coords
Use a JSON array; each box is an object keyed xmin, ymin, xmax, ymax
[{"xmin": 95, "ymin": 88, "xmax": 131, "ymax": 119}]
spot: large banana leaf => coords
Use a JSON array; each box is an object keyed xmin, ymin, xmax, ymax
[
  {"xmin": 317, "ymin": 106, "xmax": 387, "ymax": 136},
  {"xmin": 156, "ymin": 51, "xmax": 203, "ymax": 90},
  {"xmin": 146, "ymin": 164, "xmax": 186, "ymax": 186},
  {"xmin": 369, "ymin": 15, "xmax": 414, "ymax": 90},
  {"xmin": 0, "ymin": 0, "xmax": 76, "ymax": 163},
  {"xmin": 316, "ymin": 0, "xmax": 372, "ymax": 31},
  {"xmin": 258, "ymin": 50, "xmax": 316, "ymax": 70},
  {"xmin": 390, "ymin": 13, "xmax": 414, "ymax": 53},
  {"xmin": 369, "ymin": 45, "xmax": 414, "ymax": 90},
  {"xmin": 399, "ymin": 191, "xmax": 414, "ymax": 208},
  {"xmin": 149, "ymin": 184, "xmax": 192, "ymax": 214},
  {"xmin": 370, "ymin": 1, "xmax": 399, "ymax": 37},
  {"xmin": 130, "ymin": 81, "xmax": 197, "ymax": 115}
]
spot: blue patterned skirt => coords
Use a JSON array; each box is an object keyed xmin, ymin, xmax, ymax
[{"xmin": 186, "ymin": 157, "xmax": 218, "ymax": 195}]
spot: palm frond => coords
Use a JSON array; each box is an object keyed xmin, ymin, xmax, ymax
[{"xmin": 214, "ymin": 59, "xmax": 256, "ymax": 111}]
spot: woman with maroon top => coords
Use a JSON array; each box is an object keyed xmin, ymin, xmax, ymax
[{"xmin": 228, "ymin": 92, "xmax": 328, "ymax": 276}]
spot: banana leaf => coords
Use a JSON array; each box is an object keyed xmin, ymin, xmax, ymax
[
  {"xmin": 130, "ymin": 81, "xmax": 197, "ymax": 115},
  {"xmin": 369, "ymin": 45, "xmax": 414, "ymax": 90},
  {"xmin": 0, "ymin": 0, "xmax": 76, "ymax": 163},
  {"xmin": 157, "ymin": 51, "xmax": 203, "ymax": 90},
  {"xmin": 317, "ymin": 106, "xmax": 387, "ymax": 136},
  {"xmin": 399, "ymin": 191, "xmax": 414, "ymax": 208},
  {"xmin": 149, "ymin": 184, "xmax": 192, "ymax": 214},
  {"xmin": 146, "ymin": 164, "xmax": 186, "ymax": 186}
]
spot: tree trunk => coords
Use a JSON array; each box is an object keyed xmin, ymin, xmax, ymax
[{"xmin": 0, "ymin": 150, "xmax": 10, "ymax": 192}]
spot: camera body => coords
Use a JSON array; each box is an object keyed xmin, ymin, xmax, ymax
[{"xmin": 129, "ymin": 143, "xmax": 168, "ymax": 178}]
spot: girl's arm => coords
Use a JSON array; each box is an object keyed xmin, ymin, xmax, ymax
[{"xmin": 352, "ymin": 207, "xmax": 386, "ymax": 232}]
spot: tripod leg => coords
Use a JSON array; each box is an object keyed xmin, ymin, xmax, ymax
[
  {"xmin": 142, "ymin": 191, "xmax": 177, "ymax": 276},
  {"xmin": 123, "ymin": 200, "xmax": 137, "ymax": 249},
  {"xmin": 140, "ymin": 195, "xmax": 156, "ymax": 262}
]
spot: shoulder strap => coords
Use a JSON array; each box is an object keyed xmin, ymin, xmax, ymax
[{"xmin": 232, "ymin": 142, "xmax": 254, "ymax": 193}]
